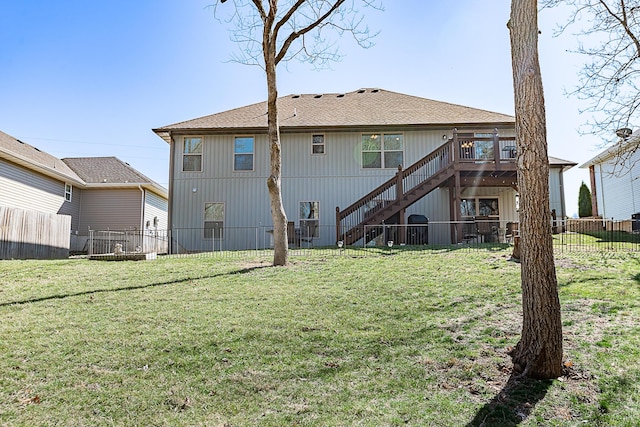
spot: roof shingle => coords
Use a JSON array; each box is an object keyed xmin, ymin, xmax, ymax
[{"xmin": 154, "ymin": 88, "xmax": 515, "ymax": 134}]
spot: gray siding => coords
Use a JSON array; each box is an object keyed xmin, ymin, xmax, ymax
[
  {"xmin": 78, "ymin": 189, "xmax": 143, "ymax": 232},
  {"xmin": 0, "ymin": 159, "xmax": 70, "ymax": 215},
  {"xmin": 169, "ymin": 127, "xmax": 542, "ymax": 249}
]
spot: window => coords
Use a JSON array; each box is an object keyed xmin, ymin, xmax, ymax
[
  {"xmin": 299, "ymin": 201, "xmax": 319, "ymax": 239},
  {"xmin": 234, "ymin": 136, "xmax": 254, "ymax": 171},
  {"xmin": 183, "ymin": 137, "xmax": 203, "ymax": 172},
  {"xmin": 460, "ymin": 198, "xmax": 499, "ymax": 217},
  {"xmin": 312, "ymin": 134, "xmax": 325, "ymax": 155},
  {"xmin": 460, "ymin": 199, "xmax": 476, "ymax": 217},
  {"xmin": 64, "ymin": 183, "xmax": 72, "ymax": 202},
  {"xmin": 478, "ymin": 198, "xmax": 499, "ymax": 216},
  {"xmin": 362, "ymin": 133, "xmax": 403, "ymax": 169},
  {"xmin": 204, "ymin": 202, "xmax": 224, "ymax": 239}
]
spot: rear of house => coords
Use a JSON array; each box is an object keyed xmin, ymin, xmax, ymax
[{"xmin": 155, "ymin": 88, "xmax": 575, "ymax": 252}]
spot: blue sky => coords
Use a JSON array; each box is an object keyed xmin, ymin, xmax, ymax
[{"xmin": 1, "ymin": 1, "xmax": 600, "ymax": 217}]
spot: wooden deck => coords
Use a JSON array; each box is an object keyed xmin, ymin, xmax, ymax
[{"xmin": 336, "ymin": 129, "xmax": 518, "ymax": 245}]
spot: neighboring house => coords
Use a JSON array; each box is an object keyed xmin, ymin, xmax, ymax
[
  {"xmin": 580, "ymin": 131, "xmax": 640, "ymax": 221},
  {"xmin": 0, "ymin": 130, "xmax": 168, "ymax": 257},
  {"xmin": 153, "ymin": 88, "xmax": 575, "ymax": 251}
]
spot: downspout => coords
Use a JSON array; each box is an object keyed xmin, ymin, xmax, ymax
[
  {"xmin": 139, "ymin": 185, "xmax": 145, "ymax": 231},
  {"xmin": 167, "ymin": 133, "xmax": 176, "ymax": 253}
]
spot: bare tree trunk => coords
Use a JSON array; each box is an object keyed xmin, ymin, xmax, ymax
[
  {"xmin": 263, "ymin": 25, "xmax": 288, "ymax": 267},
  {"xmin": 508, "ymin": 0, "xmax": 563, "ymax": 379}
]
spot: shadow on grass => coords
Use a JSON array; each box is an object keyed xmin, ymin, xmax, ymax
[
  {"xmin": 0, "ymin": 266, "xmax": 267, "ymax": 307},
  {"xmin": 466, "ymin": 374, "xmax": 553, "ymax": 427}
]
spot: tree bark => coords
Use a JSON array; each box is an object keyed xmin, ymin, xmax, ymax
[
  {"xmin": 508, "ymin": 0, "xmax": 563, "ymax": 379},
  {"xmin": 263, "ymin": 22, "xmax": 289, "ymax": 267}
]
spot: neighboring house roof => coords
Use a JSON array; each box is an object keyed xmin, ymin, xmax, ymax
[
  {"xmin": 0, "ymin": 129, "xmax": 167, "ymax": 198},
  {"xmin": 153, "ymin": 88, "xmax": 516, "ymax": 142},
  {"xmin": 0, "ymin": 130, "xmax": 83, "ymax": 184},
  {"xmin": 580, "ymin": 132, "xmax": 640, "ymax": 168},
  {"xmin": 548, "ymin": 156, "xmax": 578, "ymax": 173},
  {"xmin": 62, "ymin": 157, "xmax": 168, "ymax": 198}
]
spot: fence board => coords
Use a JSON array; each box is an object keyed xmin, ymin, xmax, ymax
[{"xmin": 0, "ymin": 206, "xmax": 71, "ymax": 259}]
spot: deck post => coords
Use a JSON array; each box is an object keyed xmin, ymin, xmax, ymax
[
  {"xmin": 335, "ymin": 206, "xmax": 341, "ymax": 245},
  {"xmin": 493, "ymin": 128, "xmax": 501, "ymax": 169},
  {"xmin": 453, "ymin": 172, "xmax": 462, "ymax": 243},
  {"xmin": 395, "ymin": 165, "xmax": 404, "ymax": 200},
  {"xmin": 452, "ymin": 128, "xmax": 459, "ymax": 163}
]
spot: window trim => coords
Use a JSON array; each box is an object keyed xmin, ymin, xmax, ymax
[
  {"xmin": 361, "ymin": 132, "xmax": 404, "ymax": 169},
  {"xmin": 204, "ymin": 202, "xmax": 225, "ymax": 240},
  {"xmin": 64, "ymin": 183, "xmax": 72, "ymax": 202},
  {"xmin": 182, "ymin": 136, "xmax": 203, "ymax": 172},
  {"xmin": 233, "ymin": 135, "xmax": 255, "ymax": 172},
  {"xmin": 311, "ymin": 134, "xmax": 325, "ymax": 155}
]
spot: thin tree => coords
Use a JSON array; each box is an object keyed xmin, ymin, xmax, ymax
[
  {"xmin": 507, "ymin": 0, "xmax": 564, "ymax": 379},
  {"xmin": 544, "ymin": 0, "xmax": 640, "ymax": 149},
  {"xmin": 214, "ymin": 0, "xmax": 380, "ymax": 266}
]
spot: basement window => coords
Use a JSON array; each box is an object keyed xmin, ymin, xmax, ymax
[{"xmin": 204, "ymin": 202, "xmax": 224, "ymax": 239}]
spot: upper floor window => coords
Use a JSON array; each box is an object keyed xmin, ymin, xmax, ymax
[
  {"xmin": 312, "ymin": 134, "xmax": 325, "ymax": 155},
  {"xmin": 64, "ymin": 183, "xmax": 72, "ymax": 202},
  {"xmin": 183, "ymin": 137, "xmax": 203, "ymax": 172},
  {"xmin": 362, "ymin": 133, "xmax": 403, "ymax": 169},
  {"xmin": 234, "ymin": 136, "xmax": 254, "ymax": 171}
]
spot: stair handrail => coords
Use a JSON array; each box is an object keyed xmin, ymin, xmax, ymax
[{"xmin": 336, "ymin": 139, "xmax": 454, "ymax": 242}]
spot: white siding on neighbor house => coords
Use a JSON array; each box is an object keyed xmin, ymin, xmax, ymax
[
  {"xmin": 0, "ymin": 159, "xmax": 70, "ymax": 215},
  {"xmin": 77, "ymin": 189, "xmax": 142, "ymax": 233},
  {"xmin": 170, "ymin": 127, "xmax": 527, "ymax": 249},
  {"xmin": 144, "ymin": 190, "xmax": 168, "ymax": 231},
  {"xmin": 593, "ymin": 150, "xmax": 640, "ymax": 219},
  {"xmin": 548, "ymin": 168, "xmax": 567, "ymax": 219}
]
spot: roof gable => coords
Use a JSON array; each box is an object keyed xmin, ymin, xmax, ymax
[{"xmin": 154, "ymin": 88, "xmax": 515, "ymax": 137}]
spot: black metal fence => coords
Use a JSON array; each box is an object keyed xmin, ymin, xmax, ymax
[{"xmin": 86, "ymin": 218, "xmax": 639, "ymax": 259}]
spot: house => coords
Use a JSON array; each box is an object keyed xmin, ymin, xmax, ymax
[
  {"xmin": 0, "ymin": 130, "xmax": 168, "ymax": 258},
  {"xmin": 580, "ymin": 130, "xmax": 640, "ymax": 223},
  {"xmin": 153, "ymin": 88, "xmax": 575, "ymax": 251}
]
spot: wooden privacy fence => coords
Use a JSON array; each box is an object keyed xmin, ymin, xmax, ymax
[{"xmin": 0, "ymin": 206, "xmax": 71, "ymax": 259}]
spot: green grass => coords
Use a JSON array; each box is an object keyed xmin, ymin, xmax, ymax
[{"xmin": 1, "ymin": 249, "xmax": 639, "ymax": 426}]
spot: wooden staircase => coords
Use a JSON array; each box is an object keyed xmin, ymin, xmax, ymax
[
  {"xmin": 335, "ymin": 140, "xmax": 455, "ymax": 246},
  {"xmin": 335, "ymin": 129, "xmax": 518, "ymax": 246}
]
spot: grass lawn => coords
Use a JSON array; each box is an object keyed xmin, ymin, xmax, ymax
[{"xmin": 1, "ymin": 248, "xmax": 639, "ymax": 426}]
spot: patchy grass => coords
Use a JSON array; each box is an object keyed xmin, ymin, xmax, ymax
[{"xmin": 0, "ymin": 249, "xmax": 638, "ymax": 426}]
